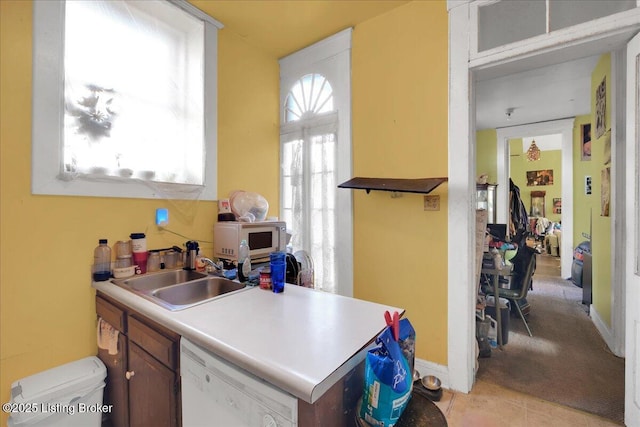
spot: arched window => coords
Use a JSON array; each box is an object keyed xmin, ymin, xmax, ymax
[
  {"xmin": 281, "ymin": 73, "xmax": 337, "ymax": 293},
  {"xmin": 279, "ymin": 29, "xmax": 352, "ymax": 296},
  {"xmin": 284, "ymin": 73, "xmax": 334, "ymax": 122}
]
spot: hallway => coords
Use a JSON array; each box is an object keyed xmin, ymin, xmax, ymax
[{"xmin": 474, "ymin": 253, "xmax": 625, "ymax": 424}]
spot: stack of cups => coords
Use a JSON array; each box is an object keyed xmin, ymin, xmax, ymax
[
  {"xmin": 114, "ymin": 240, "xmax": 132, "ymax": 268},
  {"xmin": 130, "ymin": 233, "xmax": 148, "ymax": 274},
  {"xmin": 270, "ymin": 251, "xmax": 286, "ymax": 293}
]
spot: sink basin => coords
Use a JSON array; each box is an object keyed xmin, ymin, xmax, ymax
[
  {"xmin": 112, "ymin": 269, "xmax": 207, "ymax": 292},
  {"xmin": 151, "ymin": 277, "xmax": 246, "ymax": 309},
  {"xmin": 110, "ymin": 269, "xmax": 248, "ymax": 311}
]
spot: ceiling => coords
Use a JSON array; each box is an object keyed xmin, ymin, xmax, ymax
[
  {"xmin": 189, "ymin": 1, "xmax": 629, "ymax": 134},
  {"xmin": 190, "ymin": 0, "xmax": 410, "ymax": 58},
  {"xmin": 475, "ymin": 54, "xmax": 601, "ymax": 131}
]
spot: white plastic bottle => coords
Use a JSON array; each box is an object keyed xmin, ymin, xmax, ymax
[
  {"xmin": 238, "ymin": 239, "xmax": 251, "ymax": 282},
  {"xmin": 486, "ymin": 315, "xmax": 498, "ymax": 348},
  {"xmin": 93, "ymin": 239, "xmax": 112, "ymax": 281}
]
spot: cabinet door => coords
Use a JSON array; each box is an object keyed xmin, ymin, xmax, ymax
[
  {"xmin": 98, "ymin": 333, "xmax": 129, "ymax": 427},
  {"xmin": 128, "ymin": 342, "xmax": 179, "ymax": 427}
]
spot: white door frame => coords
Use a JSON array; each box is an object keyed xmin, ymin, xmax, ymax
[
  {"xmin": 447, "ymin": 0, "xmax": 640, "ymax": 394},
  {"xmin": 624, "ymin": 31, "xmax": 640, "ymax": 427},
  {"xmin": 496, "ymin": 120, "xmax": 574, "ymax": 278}
]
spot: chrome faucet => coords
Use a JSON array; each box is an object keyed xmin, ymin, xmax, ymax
[{"xmin": 200, "ymin": 257, "xmax": 224, "ymax": 275}]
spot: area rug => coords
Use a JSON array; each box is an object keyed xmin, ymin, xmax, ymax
[{"xmin": 477, "ymin": 254, "xmax": 625, "ymax": 424}]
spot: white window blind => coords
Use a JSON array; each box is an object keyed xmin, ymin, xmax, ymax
[{"xmin": 32, "ymin": 0, "xmax": 222, "ymax": 200}]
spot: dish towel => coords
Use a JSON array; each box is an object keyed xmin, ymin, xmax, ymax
[{"xmin": 97, "ymin": 317, "xmax": 119, "ymax": 355}]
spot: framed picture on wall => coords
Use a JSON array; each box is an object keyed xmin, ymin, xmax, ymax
[
  {"xmin": 601, "ymin": 167, "xmax": 610, "ymax": 217},
  {"xmin": 595, "ymin": 76, "xmax": 606, "ymax": 139},
  {"xmin": 604, "ymin": 129, "xmax": 611, "ymax": 165},
  {"xmin": 553, "ymin": 198, "xmax": 561, "ymax": 214},
  {"xmin": 526, "ymin": 169, "xmax": 554, "ymax": 186},
  {"xmin": 581, "ymin": 123, "xmax": 591, "ymax": 161},
  {"xmin": 530, "ymin": 191, "xmax": 546, "ymax": 217}
]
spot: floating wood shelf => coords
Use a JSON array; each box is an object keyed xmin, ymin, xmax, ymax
[{"xmin": 338, "ymin": 177, "xmax": 448, "ymax": 194}]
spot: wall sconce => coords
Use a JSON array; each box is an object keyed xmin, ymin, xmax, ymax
[{"xmin": 526, "ymin": 139, "xmax": 541, "ymax": 161}]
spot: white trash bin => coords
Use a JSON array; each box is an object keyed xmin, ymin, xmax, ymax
[{"xmin": 7, "ymin": 356, "xmax": 107, "ymax": 427}]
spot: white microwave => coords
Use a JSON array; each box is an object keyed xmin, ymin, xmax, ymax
[{"xmin": 213, "ymin": 221, "xmax": 287, "ymax": 263}]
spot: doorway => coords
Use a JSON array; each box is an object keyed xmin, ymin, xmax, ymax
[
  {"xmin": 446, "ymin": 2, "xmax": 640, "ymax": 424},
  {"xmin": 477, "ymin": 126, "xmax": 625, "ymax": 422}
]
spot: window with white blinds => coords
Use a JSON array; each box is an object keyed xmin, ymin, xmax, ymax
[{"xmin": 32, "ymin": 0, "xmax": 221, "ymax": 200}]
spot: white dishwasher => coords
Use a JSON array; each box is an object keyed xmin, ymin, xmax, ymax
[{"xmin": 180, "ymin": 338, "xmax": 298, "ymax": 427}]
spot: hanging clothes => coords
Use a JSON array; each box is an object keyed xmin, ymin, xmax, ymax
[{"xmin": 509, "ymin": 178, "xmax": 529, "ymax": 246}]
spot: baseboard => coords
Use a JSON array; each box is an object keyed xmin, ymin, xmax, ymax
[
  {"xmin": 590, "ymin": 305, "xmax": 616, "ymax": 352},
  {"xmin": 414, "ymin": 358, "xmax": 450, "ymax": 390}
]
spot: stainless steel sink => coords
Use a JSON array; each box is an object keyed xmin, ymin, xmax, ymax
[
  {"xmin": 111, "ymin": 269, "xmax": 248, "ymax": 310},
  {"xmin": 112, "ymin": 269, "xmax": 207, "ymax": 291},
  {"xmin": 151, "ymin": 277, "xmax": 246, "ymax": 309}
]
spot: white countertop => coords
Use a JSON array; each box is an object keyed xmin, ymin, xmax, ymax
[{"xmin": 92, "ymin": 279, "xmax": 402, "ymax": 404}]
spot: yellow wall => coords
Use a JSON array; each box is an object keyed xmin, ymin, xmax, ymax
[
  {"xmin": 352, "ymin": 1, "xmax": 449, "ymax": 364},
  {"xmin": 476, "ymin": 129, "xmax": 498, "ymax": 184},
  {"xmin": 0, "ymin": 0, "xmax": 278, "ymax": 418},
  {"xmin": 589, "ymin": 54, "xmax": 612, "ymax": 326},
  {"xmin": 1, "ymin": 1, "xmax": 451, "ymax": 417},
  {"xmin": 509, "ymin": 140, "xmax": 562, "ymax": 223}
]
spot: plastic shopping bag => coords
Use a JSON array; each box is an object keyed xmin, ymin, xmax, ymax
[{"xmin": 359, "ymin": 315, "xmax": 415, "ymax": 427}]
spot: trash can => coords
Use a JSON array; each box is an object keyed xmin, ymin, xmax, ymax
[
  {"xmin": 571, "ymin": 240, "xmax": 591, "ymax": 288},
  {"xmin": 7, "ymin": 356, "xmax": 107, "ymax": 427}
]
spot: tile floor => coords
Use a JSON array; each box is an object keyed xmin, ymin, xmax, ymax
[{"xmin": 433, "ymin": 379, "xmax": 623, "ymax": 426}]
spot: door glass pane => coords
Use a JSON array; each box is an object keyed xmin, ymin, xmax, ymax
[
  {"xmin": 478, "ymin": 0, "xmax": 546, "ymax": 52},
  {"xmin": 549, "ymin": 0, "xmax": 635, "ymax": 32},
  {"xmin": 309, "ymin": 134, "xmax": 336, "ymax": 292}
]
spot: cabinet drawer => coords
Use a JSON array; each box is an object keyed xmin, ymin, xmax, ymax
[
  {"xmin": 97, "ymin": 295, "xmax": 126, "ymax": 333},
  {"xmin": 128, "ymin": 315, "xmax": 177, "ymax": 370}
]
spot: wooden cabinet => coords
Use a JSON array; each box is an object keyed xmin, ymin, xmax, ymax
[{"xmin": 96, "ymin": 293, "xmax": 181, "ymax": 427}]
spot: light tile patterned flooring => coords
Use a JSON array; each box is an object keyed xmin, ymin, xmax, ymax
[{"xmin": 433, "ymin": 379, "xmax": 622, "ymax": 426}]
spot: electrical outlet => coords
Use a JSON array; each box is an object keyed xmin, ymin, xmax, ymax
[
  {"xmin": 424, "ymin": 195, "xmax": 440, "ymax": 211},
  {"xmin": 156, "ymin": 208, "xmax": 169, "ymax": 226}
]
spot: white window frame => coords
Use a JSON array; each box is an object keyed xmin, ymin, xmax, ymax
[
  {"xmin": 279, "ymin": 28, "xmax": 353, "ymax": 297},
  {"xmin": 32, "ymin": 0, "xmax": 222, "ymax": 200}
]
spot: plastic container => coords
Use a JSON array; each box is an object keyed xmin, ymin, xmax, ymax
[
  {"xmin": 485, "ymin": 298, "xmax": 510, "ymax": 345},
  {"xmin": 486, "ymin": 315, "xmax": 498, "ymax": 348},
  {"xmin": 93, "ymin": 239, "xmax": 111, "ymax": 281},
  {"xmin": 7, "ymin": 356, "xmax": 106, "ymax": 427},
  {"xmin": 147, "ymin": 251, "xmax": 161, "ymax": 272},
  {"xmin": 130, "ymin": 233, "xmax": 148, "ymax": 274},
  {"xmin": 270, "ymin": 251, "xmax": 286, "ymax": 293},
  {"xmin": 114, "ymin": 240, "xmax": 132, "ymax": 268},
  {"xmin": 259, "ymin": 267, "xmax": 272, "ymax": 290},
  {"xmin": 238, "ymin": 239, "xmax": 251, "ymax": 282}
]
